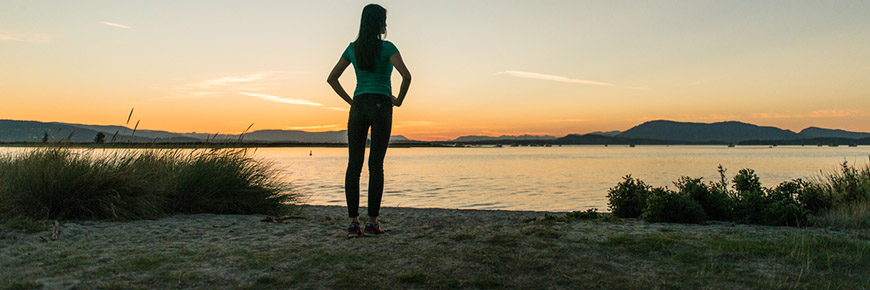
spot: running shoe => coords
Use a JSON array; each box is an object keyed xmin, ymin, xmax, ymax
[
  {"xmin": 364, "ymin": 222, "xmax": 385, "ymax": 235},
  {"xmin": 347, "ymin": 222, "xmax": 362, "ymax": 239}
]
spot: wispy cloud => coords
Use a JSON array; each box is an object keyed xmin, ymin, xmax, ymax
[
  {"xmin": 496, "ymin": 71, "xmax": 614, "ymax": 86},
  {"xmin": 100, "ymin": 21, "xmax": 131, "ymax": 29},
  {"xmin": 546, "ymin": 118, "xmax": 585, "ymax": 123},
  {"xmin": 395, "ymin": 121, "xmax": 436, "ymax": 128},
  {"xmin": 190, "ymin": 73, "xmax": 275, "ymax": 89},
  {"xmin": 0, "ymin": 33, "xmax": 52, "ymax": 43},
  {"xmin": 239, "ymin": 92, "xmax": 323, "ymax": 106},
  {"xmin": 238, "ymin": 92, "xmax": 348, "ymax": 111},
  {"xmin": 752, "ymin": 110, "xmax": 868, "ymax": 119},
  {"xmin": 285, "ymin": 125, "xmax": 340, "ymax": 131},
  {"xmin": 625, "ymin": 86, "xmax": 653, "ymax": 91}
]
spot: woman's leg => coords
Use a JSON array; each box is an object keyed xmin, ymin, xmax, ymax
[
  {"xmin": 366, "ymin": 103, "xmax": 393, "ymax": 219},
  {"xmin": 345, "ymin": 107, "xmax": 369, "ymax": 219}
]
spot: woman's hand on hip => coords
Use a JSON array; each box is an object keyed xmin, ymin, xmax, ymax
[{"xmin": 390, "ymin": 95, "xmax": 401, "ymax": 107}]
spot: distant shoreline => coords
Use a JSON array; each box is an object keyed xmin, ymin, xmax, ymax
[{"xmin": 0, "ymin": 140, "xmax": 865, "ymax": 148}]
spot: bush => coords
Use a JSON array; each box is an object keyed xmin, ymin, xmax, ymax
[
  {"xmin": 641, "ymin": 188, "xmax": 708, "ymax": 224},
  {"xmin": 731, "ymin": 172, "xmax": 808, "ymax": 226},
  {"xmin": 733, "ymin": 168, "xmax": 762, "ymax": 194},
  {"xmin": 566, "ymin": 208, "xmax": 600, "ymax": 220},
  {"xmin": 0, "ymin": 147, "xmax": 295, "ymax": 221},
  {"xmin": 674, "ymin": 177, "xmax": 732, "ymax": 221},
  {"xmin": 607, "ymin": 175, "xmax": 651, "ymax": 218}
]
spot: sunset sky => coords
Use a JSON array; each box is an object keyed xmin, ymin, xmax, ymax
[{"xmin": 2, "ymin": 0, "xmax": 869, "ymax": 140}]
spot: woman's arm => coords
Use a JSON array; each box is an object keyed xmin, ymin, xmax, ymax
[
  {"xmin": 390, "ymin": 52, "xmax": 411, "ymax": 107},
  {"xmin": 327, "ymin": 57, "xmax": 353, "ymax": 105}
]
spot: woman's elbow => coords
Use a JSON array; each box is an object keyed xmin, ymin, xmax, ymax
[{"xmin": 403, "ymin": 74, "xmax": 412, "ymax": 82}]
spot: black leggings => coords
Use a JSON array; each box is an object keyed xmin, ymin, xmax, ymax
[{"xmin": 345, "ymin": 94, "xmax": 393, "ymax": 218}]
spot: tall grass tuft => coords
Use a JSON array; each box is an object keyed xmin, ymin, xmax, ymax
[
  {"xmin": 0, "ymin": 147, "xmax": 294, "ymax": 221},
  {"xmin": 166, "ymin": 149, "xmax": 291, "ymax": 215},
  {"xmin": 810, "ymin": 160, "xmax": 870, "ymax": 229}
]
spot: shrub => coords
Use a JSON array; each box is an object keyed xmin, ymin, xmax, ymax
[
  {"xmin": 674, "ymin": 177, "xmax": 732, "ymax": 221},
  {"xmin": 764, "ymin": 199, "xmax": 808, "ymax": 227},
  {"xmin": 566, "ymin": 208, "xmax": 600, "ymax": 220},
  {"xmin": 641, "ymin": 188, "xmax": 707, "ymax": 224},
  {"xmin": 772, "ymin": 179, "xmax": 831, "ymax": 215},
  {"xmin": 607, "ymin": 175, "xmax": 651, "ymax": 218},
  {"xmin": 733, "ymin": 168, "xmax": 762, "ymax": 194}
]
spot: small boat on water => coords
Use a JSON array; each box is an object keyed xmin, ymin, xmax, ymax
[
  {"xmin": 494, "ymin": 144, "xmax": 503, "ymax": 148},
  {"xmin": 629, "ymin": 144, "xmax": 635, "ymax": 148},
  {"xmin": 848, "ymin": 144, "xmax": 858, "ymax": 147},
  {"xmin": 829, "ymin": 144, "xmax": 839, "ymax": 147},
  {"xmin": 727, "ymin": 143, "xmax": 735, "ymax": 147}
]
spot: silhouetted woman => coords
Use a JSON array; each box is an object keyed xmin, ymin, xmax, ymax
[{"xmin": 327, "ymin": 4, "xmax": 411, "ymax": 238}]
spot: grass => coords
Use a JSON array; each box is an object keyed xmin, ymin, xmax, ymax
[
  {"xmin": 0, "ymin": 147, "xmax": 295, "ymax": 222},
  {"xmin": 1, "ymin": 206, "xmax": 868, "ymax": 289}
]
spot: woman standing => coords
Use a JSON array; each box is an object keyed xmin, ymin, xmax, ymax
[{"xmin": 327, "ymin": 4, "xmax": 411, "ymax": 238}]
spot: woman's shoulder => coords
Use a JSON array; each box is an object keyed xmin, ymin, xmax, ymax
[{"xmin": 381, "ymin": 40, "xmax": 398, "ymax": 53}]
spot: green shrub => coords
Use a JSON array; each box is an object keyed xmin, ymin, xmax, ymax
[
  {"xmin": 731, "ymin": 172, "xmax": 808, "ymax": 226},
  {"xmin": 641, "ymin": 188, "xmax": 707, "ymax": 224},
  {"xmin": 733, "ymin": 168, "xmax": 762, "ymax": 194},
  {"xmin": 764, "ymin": 199, "xmax": 808, "ymax": 227},
  {"xmin": 566, "ymin": 208, "xmax": 600, "ymax": 220},
  {"xmin": 607, "ymin": 175, "xmax": 651, "ymax": 218},
  {"xmin": 674, "ymin": 177, "xmax": 732, "ymax": 221}
]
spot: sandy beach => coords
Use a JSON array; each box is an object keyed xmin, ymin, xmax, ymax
[{"xmin": 2, "ymin": 205, "xmax": 868, "ymax": 289}]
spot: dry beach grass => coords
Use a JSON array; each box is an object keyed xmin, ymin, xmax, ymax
[{"xmin": 2, "ymin": 205, "xmax": 868, "ymax": 289}]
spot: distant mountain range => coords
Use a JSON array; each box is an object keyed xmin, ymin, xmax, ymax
[
  {"xmin": 448, "ymin": 120, "xmax": 869, "ymax": 145},
  {"xmin": 1, "ymin": 119, "xmax": 867, "ymax": 145},
  {"xmin": 0, "ymin": 119, "xmax": 410, "ymax": 144}
]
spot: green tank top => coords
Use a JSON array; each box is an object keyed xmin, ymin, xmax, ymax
[{"xmin": 341, "ymin": 40, "xmax": 400, "ymax": 97}]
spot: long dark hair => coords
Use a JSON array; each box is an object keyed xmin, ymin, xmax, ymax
[{"xmin": 354, "ymin": 4, "xmax": 387, "ymax": 72}]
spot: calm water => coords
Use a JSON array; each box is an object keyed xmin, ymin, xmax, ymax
[
  {"xmin": 254, "ymin": 145, "xmax": 870, "ymax": 212},
  {"xmin": 3, "ymin": 146, "xmax": 869, "ymax": 212}
]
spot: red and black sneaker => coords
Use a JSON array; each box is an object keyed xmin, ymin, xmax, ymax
[
  {"xmin": 364, "ymin": 222, "xmax": 385, "ymax": 235},
  {"xmin": 347, "ymin": 222, "xmax": 362, "ymax": 239}
]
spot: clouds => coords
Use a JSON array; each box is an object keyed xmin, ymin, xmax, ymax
[
  {"xmin": 239, "ymin": 92, "xmax": 346, "ymax": 111},
  {"xmin": 496, "ymin": 70, "xmax": 614, "ymax": 86},
  {"xmin": 0, "ymin": 32, "xmax": 52, "ymax": 43},
  {"xmin": 496, "ymin": 70, "xmax": 655, "ymax": 91},
  {"xmin": 285, "ymin": 124, "xmax": 340, "ymax": 131},
  {"xmin": 100, "ymin": 21, "xmax": 131, "ymax": 29},
  {"xmin": 751, "ymin": 110, "xmax": 869, "ymax": 119},
  {"xmin": 238, "ymin": 92, "xmax": 322, "ymax": 107}
]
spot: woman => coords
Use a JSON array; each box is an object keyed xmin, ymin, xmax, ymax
[{"xmin": 327, "ymin": 4, "xmax": 411, "ymax": 238}]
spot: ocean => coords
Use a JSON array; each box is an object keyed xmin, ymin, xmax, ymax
[{"xmin": 255, "ymin": 145, "xmax": 870, "ymax": 212}]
